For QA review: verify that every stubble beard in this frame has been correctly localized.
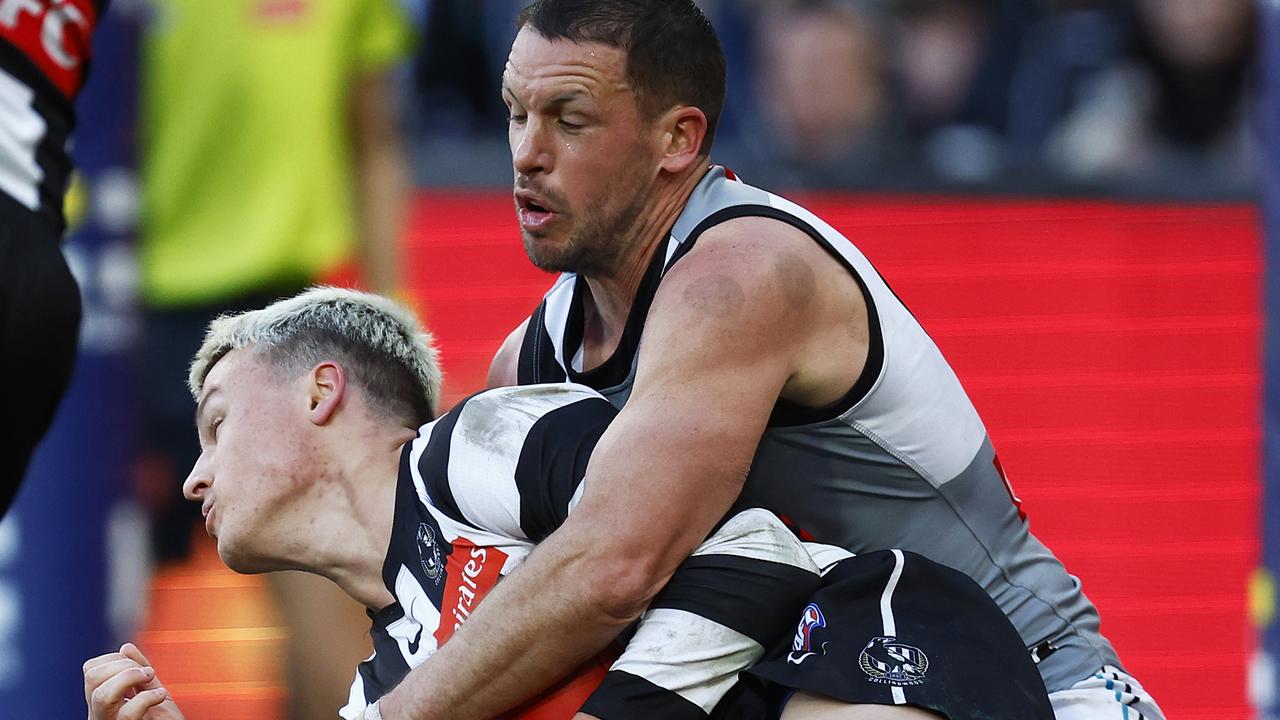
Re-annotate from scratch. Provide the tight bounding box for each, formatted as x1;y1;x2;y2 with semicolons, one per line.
523;178;651;277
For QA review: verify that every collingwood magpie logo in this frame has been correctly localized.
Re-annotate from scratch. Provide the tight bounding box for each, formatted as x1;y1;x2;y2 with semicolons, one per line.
859;636;929;686
417;523;443;584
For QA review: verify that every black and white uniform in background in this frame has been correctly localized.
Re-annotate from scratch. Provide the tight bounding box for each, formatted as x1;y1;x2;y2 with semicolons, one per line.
0;0;105;516
340;384;1054;720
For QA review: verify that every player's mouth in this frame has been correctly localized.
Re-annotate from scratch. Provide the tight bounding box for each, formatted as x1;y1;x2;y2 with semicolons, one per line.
516;192;557;231
203;502;217;537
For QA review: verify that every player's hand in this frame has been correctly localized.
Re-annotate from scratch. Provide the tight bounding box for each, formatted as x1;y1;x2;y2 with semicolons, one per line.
83;643;186;720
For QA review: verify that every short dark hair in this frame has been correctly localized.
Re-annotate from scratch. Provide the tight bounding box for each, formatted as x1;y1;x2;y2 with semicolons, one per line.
517;0;726;155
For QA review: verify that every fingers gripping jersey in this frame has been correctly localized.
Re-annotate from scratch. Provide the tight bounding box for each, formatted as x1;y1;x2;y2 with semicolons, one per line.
340;385;821;720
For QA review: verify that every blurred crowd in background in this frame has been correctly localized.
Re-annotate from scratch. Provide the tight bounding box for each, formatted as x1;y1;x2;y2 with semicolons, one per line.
410;0;1259;196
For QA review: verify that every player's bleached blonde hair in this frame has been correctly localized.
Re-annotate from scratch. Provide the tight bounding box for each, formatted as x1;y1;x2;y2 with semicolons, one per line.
188;287;441;425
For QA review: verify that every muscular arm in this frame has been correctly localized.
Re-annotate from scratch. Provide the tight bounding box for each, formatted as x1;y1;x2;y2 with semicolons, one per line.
380;221;864;719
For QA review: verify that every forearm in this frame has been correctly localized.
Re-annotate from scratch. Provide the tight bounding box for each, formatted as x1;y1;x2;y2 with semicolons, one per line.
352;72;408;294
355;143;406;293
379;529;648;720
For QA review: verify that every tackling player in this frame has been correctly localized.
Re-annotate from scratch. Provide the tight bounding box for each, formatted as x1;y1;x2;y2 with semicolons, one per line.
374;2;1166;719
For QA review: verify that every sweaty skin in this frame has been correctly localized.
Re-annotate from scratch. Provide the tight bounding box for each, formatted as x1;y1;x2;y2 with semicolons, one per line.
376;28;870;720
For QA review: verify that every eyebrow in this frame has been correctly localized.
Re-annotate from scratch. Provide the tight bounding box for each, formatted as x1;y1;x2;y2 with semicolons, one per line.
547;91;586;107
195;386;221;429
500;84;587;109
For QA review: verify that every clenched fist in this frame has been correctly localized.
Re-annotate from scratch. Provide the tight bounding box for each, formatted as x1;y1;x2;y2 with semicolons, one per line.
83;643;185;720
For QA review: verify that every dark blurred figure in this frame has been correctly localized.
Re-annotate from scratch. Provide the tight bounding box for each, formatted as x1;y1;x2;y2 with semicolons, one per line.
0;1;108;518
414;0;509;137
1043;0;1256;185
896;0;989;135
891;0;1037;183
739;0;899;186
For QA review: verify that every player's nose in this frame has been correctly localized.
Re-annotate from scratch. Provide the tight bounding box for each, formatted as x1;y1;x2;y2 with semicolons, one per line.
512;118;552;176
183;452;212;502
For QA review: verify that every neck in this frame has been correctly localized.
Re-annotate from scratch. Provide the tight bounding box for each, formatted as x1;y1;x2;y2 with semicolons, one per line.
275;426;414;611
583;164;708;342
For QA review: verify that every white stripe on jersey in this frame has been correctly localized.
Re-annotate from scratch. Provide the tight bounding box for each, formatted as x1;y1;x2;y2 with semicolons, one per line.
801;541;856;575
544;278;576;374
879;548;907;705
611;607;763;714
407;422;433;507
407;415;527;560
393;566;440;662
567;478;586;517
444;397;527;538
0;66;44;211
692;508;817;573
444;384;601;538
663;235;682;265
339;660;370;720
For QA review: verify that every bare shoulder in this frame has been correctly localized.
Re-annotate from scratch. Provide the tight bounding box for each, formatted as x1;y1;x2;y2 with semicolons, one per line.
487;318;530;388
652;215;847;331
644;214;870;408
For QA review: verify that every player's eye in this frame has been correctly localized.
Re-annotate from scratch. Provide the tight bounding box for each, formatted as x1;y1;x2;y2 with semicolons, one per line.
508;112;528;125
210;417;224;441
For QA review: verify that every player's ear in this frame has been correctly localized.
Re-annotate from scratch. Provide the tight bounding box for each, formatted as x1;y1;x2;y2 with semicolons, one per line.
656;105;708;175
308;361;346;426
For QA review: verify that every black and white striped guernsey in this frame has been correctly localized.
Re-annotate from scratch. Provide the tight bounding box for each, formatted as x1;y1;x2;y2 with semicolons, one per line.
339;384;821;719
0;0;109;232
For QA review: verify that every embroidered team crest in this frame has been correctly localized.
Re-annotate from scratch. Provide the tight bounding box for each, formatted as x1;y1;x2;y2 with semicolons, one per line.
417;523;443;584
786;603;828;664
859;636;929;686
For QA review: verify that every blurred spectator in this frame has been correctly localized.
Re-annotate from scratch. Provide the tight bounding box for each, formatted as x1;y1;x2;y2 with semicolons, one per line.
410;0;759;142
735;0;901;187
133;0;416;717
896;0;990;135
403;0;1257;194
414;0;509;137
890;0;1031;183
1045;0;1256;185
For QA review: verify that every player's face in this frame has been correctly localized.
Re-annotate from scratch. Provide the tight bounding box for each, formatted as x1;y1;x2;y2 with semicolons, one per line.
503;29;660;275
183;349;312;572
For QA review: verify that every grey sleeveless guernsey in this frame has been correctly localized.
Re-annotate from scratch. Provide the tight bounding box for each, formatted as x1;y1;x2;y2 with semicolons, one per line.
515;166;1121;693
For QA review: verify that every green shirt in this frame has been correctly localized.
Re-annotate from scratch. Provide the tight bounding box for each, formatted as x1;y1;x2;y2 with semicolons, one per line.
139;0;414;306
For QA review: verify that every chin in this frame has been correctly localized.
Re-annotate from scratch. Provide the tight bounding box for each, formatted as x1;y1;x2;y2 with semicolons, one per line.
216;534;272;575
524;235;596;275
522;231;561;267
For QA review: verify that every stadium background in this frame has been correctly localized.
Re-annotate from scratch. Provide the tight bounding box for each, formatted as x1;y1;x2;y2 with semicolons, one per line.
0;1;1270;719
